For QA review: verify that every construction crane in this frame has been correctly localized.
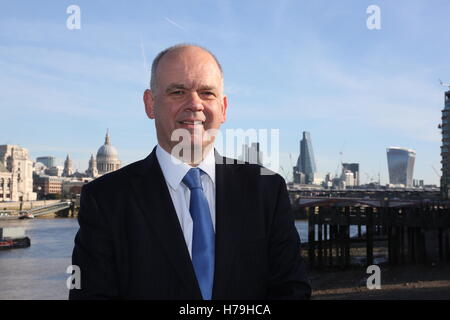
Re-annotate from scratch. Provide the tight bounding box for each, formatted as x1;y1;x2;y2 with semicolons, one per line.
283;153;295;182
289;153;294;171
335;141;346;178
364;172;376;184
439;79;450;90
431;165;441;178
279;166;290;182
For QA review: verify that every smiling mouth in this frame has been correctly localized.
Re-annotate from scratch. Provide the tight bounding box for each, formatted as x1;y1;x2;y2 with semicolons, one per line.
178;121;205;125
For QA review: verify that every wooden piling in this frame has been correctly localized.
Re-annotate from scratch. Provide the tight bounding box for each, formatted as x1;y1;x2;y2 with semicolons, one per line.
304;201;450;270
317;207;324;269
445;229;450;262
357;208;362;238
366;206;374;266
308;207;315;269
329;224;336;267
344;206;351;267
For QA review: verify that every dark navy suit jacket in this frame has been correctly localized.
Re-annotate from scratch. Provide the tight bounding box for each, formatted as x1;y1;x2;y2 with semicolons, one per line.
69;147;311;299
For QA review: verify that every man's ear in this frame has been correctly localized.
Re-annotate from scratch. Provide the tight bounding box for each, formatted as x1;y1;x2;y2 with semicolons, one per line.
221;95;228;123
144;89;156;119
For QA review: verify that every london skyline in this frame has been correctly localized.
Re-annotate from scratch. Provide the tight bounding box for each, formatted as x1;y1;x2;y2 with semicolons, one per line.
3;130;436;187
1;1;449;185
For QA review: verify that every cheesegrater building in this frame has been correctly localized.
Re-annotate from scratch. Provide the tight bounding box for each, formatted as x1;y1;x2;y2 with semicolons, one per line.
293;131;317;184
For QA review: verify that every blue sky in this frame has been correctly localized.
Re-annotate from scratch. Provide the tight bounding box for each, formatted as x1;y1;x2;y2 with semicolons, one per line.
1;0;449;185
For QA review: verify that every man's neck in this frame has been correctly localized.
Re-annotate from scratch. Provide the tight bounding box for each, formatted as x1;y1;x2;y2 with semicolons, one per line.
158;143;214;167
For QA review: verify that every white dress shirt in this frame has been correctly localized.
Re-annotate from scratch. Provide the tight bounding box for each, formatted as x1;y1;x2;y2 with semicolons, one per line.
156;144;216;258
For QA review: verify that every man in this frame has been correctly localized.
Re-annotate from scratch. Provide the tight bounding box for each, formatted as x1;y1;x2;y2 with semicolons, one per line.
69;44;311;300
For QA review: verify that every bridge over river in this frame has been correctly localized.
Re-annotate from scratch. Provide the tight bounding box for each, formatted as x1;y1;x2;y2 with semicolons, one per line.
0;201;74;220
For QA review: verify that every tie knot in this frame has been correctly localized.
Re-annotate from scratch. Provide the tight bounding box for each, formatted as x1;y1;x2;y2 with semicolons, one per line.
182;168;203;190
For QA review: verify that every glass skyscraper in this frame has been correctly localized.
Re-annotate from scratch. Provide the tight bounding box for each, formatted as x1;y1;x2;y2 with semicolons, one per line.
36;156;56;168
293;131;317;184
386;147;416;187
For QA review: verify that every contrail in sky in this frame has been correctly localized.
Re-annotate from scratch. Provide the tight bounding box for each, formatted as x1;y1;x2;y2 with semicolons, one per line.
165;17;185;30
140;36;148;71
140;36;149;86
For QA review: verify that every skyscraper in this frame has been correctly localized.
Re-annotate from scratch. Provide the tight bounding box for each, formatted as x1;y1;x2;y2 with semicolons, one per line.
441;87;450;198
240;142;263;165
293;131;317;184
342;163;360;186
386;147;416;187
36;156;55;169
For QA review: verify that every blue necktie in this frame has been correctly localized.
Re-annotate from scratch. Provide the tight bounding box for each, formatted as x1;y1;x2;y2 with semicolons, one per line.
182;168;215;300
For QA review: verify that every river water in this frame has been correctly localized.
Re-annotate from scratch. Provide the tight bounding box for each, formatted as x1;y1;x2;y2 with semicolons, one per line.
0;218;362;300
0;218;78;300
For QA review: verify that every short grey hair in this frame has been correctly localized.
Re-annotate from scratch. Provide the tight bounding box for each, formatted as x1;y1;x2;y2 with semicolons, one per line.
150;43;224;92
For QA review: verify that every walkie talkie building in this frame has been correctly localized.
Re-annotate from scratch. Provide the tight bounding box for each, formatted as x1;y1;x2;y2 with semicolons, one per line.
386;147;416;187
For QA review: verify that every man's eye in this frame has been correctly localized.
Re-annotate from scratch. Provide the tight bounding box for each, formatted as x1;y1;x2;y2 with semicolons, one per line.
171;91;184;95
201;91;215;96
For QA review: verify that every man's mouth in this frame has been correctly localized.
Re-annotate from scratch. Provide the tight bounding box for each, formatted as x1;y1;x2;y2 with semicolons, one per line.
178;120;205;125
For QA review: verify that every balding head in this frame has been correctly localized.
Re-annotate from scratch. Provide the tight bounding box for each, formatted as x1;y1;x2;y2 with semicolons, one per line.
150;44;223;93
143;43;228;162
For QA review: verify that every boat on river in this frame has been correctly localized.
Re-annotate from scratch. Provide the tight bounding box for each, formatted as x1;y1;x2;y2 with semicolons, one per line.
0;227;31;250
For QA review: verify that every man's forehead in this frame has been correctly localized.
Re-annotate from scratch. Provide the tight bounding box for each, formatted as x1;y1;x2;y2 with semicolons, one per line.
159;59;222;89
165;81;218;90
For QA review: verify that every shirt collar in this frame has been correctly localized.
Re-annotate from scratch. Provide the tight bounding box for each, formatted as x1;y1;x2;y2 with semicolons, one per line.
156;144;215;191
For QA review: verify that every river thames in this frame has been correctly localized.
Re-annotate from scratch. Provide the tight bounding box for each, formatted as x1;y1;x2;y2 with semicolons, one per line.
0;218;351;299
0;218;78;299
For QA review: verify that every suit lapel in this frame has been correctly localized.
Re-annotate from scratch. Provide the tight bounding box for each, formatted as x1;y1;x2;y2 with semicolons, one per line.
128;147;202;299
128;147;247;300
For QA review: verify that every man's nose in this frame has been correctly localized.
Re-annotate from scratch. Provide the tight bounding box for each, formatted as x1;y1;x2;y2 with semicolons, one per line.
184;92;204;112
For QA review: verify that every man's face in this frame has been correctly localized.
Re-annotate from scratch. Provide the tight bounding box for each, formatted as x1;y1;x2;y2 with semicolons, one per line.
144;47;227;159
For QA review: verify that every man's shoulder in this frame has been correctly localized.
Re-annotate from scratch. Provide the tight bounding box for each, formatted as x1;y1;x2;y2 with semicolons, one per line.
217;155;285;185
83;157;149;193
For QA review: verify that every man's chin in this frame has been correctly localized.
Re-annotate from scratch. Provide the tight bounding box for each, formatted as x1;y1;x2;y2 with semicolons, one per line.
169;140;212;164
